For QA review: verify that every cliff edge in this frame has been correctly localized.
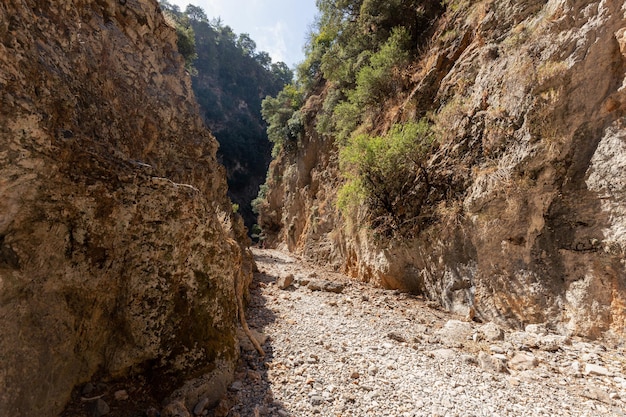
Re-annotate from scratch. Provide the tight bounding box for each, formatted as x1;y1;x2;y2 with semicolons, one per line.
0;0;252;415
259;0;626;339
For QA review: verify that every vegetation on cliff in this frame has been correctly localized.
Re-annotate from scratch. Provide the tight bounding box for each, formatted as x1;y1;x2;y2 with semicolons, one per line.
258;0;444;237
160;1;293;230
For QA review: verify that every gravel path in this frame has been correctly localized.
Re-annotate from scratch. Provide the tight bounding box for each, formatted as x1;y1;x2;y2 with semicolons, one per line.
212;249;626;417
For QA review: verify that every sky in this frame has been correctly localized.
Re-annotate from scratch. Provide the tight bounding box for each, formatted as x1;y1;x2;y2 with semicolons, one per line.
168;0;319;68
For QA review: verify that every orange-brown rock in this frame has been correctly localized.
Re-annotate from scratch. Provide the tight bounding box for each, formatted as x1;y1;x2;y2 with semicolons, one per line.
0;0;252;415
260;0;626;339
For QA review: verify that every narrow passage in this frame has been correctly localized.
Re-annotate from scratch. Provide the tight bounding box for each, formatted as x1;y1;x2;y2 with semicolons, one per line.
214;249;626;417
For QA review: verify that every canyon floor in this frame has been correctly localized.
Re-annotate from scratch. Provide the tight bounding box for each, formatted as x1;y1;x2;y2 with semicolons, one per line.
214;248;626;417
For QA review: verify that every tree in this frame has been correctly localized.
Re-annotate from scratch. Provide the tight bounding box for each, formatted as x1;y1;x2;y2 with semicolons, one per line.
271;62;294;85
237;33;257;56
186;4;207;22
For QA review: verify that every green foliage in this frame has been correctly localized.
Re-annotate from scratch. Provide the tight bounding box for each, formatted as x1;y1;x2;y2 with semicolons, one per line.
251;184;269;215
158;1;293;230
160;2;198;71
351;27;410;106
292;1;441;142
261;84;305;155
338;120;434;234
175;22;198;71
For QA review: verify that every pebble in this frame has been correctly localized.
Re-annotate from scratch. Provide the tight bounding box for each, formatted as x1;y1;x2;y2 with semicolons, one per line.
90;399;110;417
222;249;626;417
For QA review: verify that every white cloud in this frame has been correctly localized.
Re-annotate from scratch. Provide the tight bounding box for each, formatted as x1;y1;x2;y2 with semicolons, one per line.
166;0;316;66
255;21;288;64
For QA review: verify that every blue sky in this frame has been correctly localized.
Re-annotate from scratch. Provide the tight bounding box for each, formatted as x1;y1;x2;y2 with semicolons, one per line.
167;0;318;68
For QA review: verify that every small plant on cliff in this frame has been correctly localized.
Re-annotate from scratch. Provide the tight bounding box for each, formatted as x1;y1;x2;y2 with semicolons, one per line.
160;2;198;71
338;120;434;235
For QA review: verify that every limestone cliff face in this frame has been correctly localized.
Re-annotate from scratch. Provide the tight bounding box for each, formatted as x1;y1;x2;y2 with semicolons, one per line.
0;0;252;415
260;0;626;338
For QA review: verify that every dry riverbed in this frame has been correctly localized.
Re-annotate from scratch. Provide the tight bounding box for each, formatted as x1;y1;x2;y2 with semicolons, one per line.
210;249;626;417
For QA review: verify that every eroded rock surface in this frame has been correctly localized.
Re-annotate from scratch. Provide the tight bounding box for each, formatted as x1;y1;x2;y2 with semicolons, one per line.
259;0;626;338
0;1;252;415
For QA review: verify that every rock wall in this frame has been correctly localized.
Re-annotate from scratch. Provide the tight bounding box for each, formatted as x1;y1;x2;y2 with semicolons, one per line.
0;0;252;415
260;0;626;338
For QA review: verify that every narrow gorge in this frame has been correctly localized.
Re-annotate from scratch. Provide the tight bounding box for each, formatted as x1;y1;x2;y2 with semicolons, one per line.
1;0;626;416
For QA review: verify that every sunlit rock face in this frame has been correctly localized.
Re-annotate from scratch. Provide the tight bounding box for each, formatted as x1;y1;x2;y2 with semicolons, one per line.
0;0;252;415
260;0;626;339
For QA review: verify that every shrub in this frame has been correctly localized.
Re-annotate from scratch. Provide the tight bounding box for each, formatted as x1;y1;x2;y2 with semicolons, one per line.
261;84;305;155
338;120;434;234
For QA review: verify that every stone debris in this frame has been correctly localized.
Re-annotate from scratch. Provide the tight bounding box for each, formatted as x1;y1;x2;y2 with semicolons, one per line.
90;399;110;417
308;280;346;294
113;390;128;401
276;274;295;290
217;249;626;416
193;397;210;415
479;322;505;341
237;328;268;352
162;400;191;417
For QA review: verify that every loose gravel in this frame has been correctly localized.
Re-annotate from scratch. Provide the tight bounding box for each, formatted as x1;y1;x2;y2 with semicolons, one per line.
212;249;626;417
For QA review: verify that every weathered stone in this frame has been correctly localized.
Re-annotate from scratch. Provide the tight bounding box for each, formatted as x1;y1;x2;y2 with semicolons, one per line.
193;397;210;416
584;363;612;377
310;396;325;406
478;351;508;374
238;328;268;352
113;390;128;401
308;280;345;294
525;324;548;336
162;400;191;417
508;353;539;371
90;399;110;417
480;322;505;341
387;332;407;343
0;1;251;416
277;274;295;290
229;381;244;392
436;320;473;345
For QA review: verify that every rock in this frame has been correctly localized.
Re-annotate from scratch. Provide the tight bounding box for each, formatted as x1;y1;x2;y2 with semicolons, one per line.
308;280;345;294
525;324;548;336
536;335;569;352
508;353;539;371
433;349;457;360
90;399;110;417
461;354;478;365
277;274;295;290
238;328;269;352
584;363;611;377
193;397;210;416
387;332;407;343
82;383;95;396
247;370;262;382
0;1;251;415
489;345;505;354
480;322;505;341
436;320;473;345
146;407;160;417
478;351;508;374
162;400;191;417
324;282;346;294
113;390;129;401
308;280;325;291
350;371;360;379
310;395;325;406
229;381;243;392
